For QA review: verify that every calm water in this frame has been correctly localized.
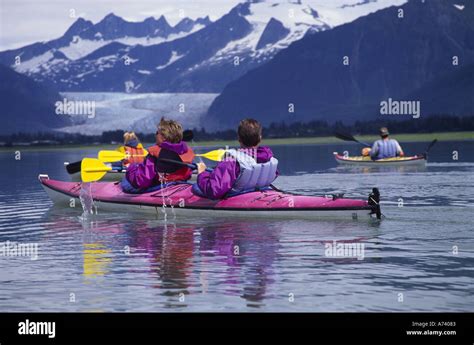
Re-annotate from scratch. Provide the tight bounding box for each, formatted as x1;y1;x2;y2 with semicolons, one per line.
0;141;473;311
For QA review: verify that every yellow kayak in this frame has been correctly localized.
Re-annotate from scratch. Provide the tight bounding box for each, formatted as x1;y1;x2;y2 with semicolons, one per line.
333;153;426;166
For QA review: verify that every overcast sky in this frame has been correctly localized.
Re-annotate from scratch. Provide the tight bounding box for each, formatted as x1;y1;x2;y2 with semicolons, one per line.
0;0;241;50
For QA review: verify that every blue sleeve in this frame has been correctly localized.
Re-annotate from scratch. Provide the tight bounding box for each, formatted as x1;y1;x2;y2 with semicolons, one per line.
370;141;379;159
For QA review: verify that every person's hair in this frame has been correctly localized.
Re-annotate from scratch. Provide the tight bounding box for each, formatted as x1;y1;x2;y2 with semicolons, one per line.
158;117;183;143
238;118;262;147
123;131;139;145
379;127;389;138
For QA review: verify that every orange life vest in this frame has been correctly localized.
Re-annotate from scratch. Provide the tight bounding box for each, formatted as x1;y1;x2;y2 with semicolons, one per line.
148;145;195;182
123;145;146;166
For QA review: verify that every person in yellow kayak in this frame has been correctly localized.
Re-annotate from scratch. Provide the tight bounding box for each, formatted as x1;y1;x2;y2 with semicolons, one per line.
363;127;404;160
118;131;147;166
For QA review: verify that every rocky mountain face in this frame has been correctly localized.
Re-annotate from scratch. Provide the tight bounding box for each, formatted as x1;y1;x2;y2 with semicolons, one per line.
0;64;70;134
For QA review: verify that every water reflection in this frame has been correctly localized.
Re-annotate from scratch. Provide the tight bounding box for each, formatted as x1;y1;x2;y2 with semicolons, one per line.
42;207;379;310
126;219;280;308
199;221;280;308
129;222;194;308
83;243;111;278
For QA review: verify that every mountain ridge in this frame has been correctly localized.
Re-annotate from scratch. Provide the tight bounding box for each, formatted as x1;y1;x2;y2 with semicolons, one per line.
0;0;407;93
207;0;474;128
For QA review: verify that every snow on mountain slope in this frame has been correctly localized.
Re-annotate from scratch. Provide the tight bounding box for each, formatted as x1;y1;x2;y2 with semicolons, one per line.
14;51;57;73
0;0;407;94
0;14;211;71
207;0;474;128
310;0;407;27
58;24;207;61
156;51;185;70
59;37;109;60
138;0;408;93
204;0;407;67
116;25;206;46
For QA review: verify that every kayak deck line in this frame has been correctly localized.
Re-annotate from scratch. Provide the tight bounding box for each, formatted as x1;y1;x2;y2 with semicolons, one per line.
38;175;381;220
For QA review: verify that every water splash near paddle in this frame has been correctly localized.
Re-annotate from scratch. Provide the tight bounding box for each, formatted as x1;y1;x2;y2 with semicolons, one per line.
79;182;97;220
158;177;168;222
163;192;176;221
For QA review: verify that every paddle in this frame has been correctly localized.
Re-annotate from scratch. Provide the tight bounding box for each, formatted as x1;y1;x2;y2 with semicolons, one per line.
81;157;212;182
97;149;226;163
66;161;82;175
97;149;226;165
195;149;226;162
66;152;126;175
66;130;195;175
334;131;371;147
98;150;147;163
182;128;226;162
81;158;112;183
422;139;437;158
157;158;213;172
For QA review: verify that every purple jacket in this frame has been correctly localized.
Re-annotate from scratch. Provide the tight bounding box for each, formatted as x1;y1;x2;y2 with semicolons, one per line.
126;141;190;189
197;146;276;199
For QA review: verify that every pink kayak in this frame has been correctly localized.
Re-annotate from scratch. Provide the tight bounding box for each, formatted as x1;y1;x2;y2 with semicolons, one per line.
39;175;381;220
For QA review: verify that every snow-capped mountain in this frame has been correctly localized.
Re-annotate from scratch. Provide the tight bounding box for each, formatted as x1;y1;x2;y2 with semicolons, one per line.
0;0;406;93
0;13;211;73
55;14;209;61
200;0;407;70
208;0;474;128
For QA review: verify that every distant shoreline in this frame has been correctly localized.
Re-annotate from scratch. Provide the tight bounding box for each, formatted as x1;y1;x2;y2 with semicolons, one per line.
1;131;472;152
193;131;474;147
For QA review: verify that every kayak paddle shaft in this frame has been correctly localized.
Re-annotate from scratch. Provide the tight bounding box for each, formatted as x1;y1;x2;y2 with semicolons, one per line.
157;158;213;172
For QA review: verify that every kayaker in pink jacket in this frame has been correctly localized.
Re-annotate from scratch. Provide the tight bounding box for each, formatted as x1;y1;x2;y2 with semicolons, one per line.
196;118;279;199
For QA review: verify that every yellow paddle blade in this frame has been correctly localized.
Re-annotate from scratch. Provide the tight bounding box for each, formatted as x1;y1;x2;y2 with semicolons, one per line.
98;149;148;163
98;150;127;163
196;149;226;162
81;158;112;183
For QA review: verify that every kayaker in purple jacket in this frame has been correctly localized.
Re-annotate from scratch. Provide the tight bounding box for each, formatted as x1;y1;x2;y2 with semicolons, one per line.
196;118;279;199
